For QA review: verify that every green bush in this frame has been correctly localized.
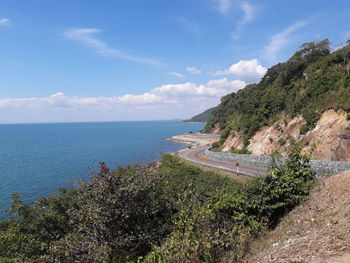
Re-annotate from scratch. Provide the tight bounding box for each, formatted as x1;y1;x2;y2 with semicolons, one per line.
230;147;252;154
210;141;221;152
147;144;315;262
0;155;235;263
0;147;316;263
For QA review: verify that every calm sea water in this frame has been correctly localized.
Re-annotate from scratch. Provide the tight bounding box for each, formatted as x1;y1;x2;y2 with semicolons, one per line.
0;121;205;218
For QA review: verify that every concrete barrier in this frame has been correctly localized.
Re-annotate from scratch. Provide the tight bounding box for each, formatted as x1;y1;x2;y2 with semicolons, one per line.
205;150;350;177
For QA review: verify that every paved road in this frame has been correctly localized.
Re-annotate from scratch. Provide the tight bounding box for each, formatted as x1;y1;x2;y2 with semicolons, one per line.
179;146;268;177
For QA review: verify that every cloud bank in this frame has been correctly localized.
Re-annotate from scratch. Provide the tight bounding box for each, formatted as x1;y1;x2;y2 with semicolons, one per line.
0;78;246;123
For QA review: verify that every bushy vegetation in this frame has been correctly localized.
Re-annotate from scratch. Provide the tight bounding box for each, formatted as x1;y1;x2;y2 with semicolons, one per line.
185;107;216;122
230;147;252;154
204;40;350;146
145;145;315;262
210;141;221;152
0;156;233;262
0;145;315;262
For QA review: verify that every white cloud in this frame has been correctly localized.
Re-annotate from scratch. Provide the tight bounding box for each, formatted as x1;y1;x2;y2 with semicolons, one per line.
151;78;245;98
167;72;185;78
215;59;267;83
64;28;164;66
0;18;10;26
233;1;256;39
0;78;244;108
217;0;232;15
186;67;202;74
264;21;308;63
116;93;164;104
0;78;247;122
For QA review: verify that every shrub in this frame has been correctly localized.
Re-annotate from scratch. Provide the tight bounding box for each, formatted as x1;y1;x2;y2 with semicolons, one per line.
148;144;315;262
300;124;313;134
0;155;235;262
230;147;252;154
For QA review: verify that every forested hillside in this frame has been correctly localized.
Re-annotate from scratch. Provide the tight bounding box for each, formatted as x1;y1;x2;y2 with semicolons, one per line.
204;40;350;147
185;107;215;122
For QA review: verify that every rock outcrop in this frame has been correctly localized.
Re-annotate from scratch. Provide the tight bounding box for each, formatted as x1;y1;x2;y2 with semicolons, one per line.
221;109;350;161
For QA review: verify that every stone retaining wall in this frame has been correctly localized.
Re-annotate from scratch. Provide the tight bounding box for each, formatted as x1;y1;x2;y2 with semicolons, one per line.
205;150;350;177
188;133;221;138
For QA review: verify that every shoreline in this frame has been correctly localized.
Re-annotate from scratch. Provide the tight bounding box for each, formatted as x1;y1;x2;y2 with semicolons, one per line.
167;132;220;148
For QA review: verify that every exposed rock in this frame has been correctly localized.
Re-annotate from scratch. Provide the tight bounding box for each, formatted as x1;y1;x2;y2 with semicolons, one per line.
145;162;159;173
222;134;244;152
211;123;221;134
220;109;350;161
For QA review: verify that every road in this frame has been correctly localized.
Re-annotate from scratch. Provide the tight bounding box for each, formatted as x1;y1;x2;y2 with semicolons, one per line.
179;146;268;177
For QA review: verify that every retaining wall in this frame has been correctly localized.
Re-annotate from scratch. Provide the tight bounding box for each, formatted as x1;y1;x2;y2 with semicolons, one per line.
187;133;221;138
205;150;350;177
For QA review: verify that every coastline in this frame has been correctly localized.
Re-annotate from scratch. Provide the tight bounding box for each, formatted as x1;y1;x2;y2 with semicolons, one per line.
167;132;220;148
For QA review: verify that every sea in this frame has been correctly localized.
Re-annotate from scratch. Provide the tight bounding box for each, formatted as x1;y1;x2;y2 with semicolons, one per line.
0;121;205;218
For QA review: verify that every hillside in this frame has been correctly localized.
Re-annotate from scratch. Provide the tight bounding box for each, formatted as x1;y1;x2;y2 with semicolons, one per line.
185;107;215;122
204;40;350;160
244;170;350;263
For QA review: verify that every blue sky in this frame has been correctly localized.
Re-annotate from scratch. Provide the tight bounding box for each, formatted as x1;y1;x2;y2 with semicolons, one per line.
1;0;350;123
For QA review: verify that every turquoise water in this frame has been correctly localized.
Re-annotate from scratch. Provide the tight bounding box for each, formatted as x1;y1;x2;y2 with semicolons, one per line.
0;121;205;218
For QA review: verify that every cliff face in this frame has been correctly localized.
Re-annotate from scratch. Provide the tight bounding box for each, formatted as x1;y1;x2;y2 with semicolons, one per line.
221;109;350;161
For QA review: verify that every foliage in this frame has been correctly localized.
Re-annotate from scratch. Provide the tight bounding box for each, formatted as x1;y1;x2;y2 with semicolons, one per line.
186;107;216;122
0;156;234;263
0;147;315;263
204;39;350;145
143;144;315;262
230;147;252;154
210;141;221;152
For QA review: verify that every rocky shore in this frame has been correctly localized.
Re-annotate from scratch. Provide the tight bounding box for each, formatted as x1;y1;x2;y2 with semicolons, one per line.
167;132;220;147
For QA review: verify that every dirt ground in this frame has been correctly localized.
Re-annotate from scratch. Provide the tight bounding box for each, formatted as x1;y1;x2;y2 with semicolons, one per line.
243;170;350;263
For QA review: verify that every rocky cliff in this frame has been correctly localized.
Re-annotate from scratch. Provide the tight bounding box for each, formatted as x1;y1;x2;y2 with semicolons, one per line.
221;109;350;161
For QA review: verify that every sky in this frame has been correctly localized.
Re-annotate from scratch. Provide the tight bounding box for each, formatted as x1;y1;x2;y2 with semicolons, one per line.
1;0;350;123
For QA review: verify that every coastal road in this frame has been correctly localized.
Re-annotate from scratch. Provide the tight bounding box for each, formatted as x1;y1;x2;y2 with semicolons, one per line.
179;146;268;177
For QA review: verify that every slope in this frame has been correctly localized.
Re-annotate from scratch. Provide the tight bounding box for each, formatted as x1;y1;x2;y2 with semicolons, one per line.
243;170;350;263
204;40;350;149
185;107;215;122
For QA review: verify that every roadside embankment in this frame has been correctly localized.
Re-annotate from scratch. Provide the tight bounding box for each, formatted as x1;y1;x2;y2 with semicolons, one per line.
205;149;350;177
244;170;350;263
